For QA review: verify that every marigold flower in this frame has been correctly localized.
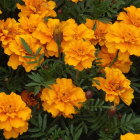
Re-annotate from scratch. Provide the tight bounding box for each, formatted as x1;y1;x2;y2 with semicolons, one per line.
18;14;42;34
0;18;24;55
7;34;44;72
117;6;140;27
17;0;56;18
105;22;140;56
85;19;110;46
33;19;61;57
121;133;140;140
21;90;40;107
98;46;132;73
64;40;96;71
61;19;95;50
41;78;86;118
93;67;134;105
0;92;31;139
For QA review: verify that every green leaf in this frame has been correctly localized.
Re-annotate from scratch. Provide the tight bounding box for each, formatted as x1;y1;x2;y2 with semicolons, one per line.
38;53;45;62
23;55;36;59
31;132;45;138
20;38;33;54
38;114;42;129
42;114;47;131
35;47;42;56
34;86;41;96
26;83;40;86
28;128;41;133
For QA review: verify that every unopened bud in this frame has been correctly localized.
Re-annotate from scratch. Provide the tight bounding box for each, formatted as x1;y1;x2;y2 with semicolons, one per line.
86;91;94;99
53;27;63;45
58;9;62;14
108;106;116;116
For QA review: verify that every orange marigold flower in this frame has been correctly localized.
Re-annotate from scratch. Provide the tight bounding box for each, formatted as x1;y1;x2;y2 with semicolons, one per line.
33;18;61;57
64;40;96;71
61;19;95;50
117;6;140;27
121;133;140;140
85;19;110;46
21;90;40;107
98;46;132;73
7;35;44;72
0;18;24;55
18;14;42;34
17;0;56;18
41;78;86;118
105;22;140;56
0;92;31;139
93;67;134;106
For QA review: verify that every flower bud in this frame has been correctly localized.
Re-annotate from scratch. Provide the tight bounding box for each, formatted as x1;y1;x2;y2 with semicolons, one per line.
86;90;94;99
53;26;63;45
108;106;116;116
58;9;62;14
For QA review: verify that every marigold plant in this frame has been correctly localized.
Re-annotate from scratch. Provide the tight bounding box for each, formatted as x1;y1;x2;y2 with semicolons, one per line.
0;0;140;139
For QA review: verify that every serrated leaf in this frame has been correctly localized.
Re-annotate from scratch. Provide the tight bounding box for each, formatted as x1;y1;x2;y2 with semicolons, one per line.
28;128;41;133
20;38;32;54
34;86;41;96
73;128;83;140
26;83;40;86
38;53;45;62
42;114;47;131
31;132;45;138
23;56;36;59
38;114;42;129
35;47;42;56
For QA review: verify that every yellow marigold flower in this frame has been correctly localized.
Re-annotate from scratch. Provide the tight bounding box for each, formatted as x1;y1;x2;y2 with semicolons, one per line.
17;0;56;18
61;19;95;50
117;6;140;27
61;19;77;42
93;67;134;106
71;0;83;3
0;18;24;55
7;35;44;72
41;78;86;118
98;46;132;73
0;92;31;139
64;40;96;71
121;133;140;140
33;18;61;57
105;22;140;56
18;14;42;34
85;19;110;46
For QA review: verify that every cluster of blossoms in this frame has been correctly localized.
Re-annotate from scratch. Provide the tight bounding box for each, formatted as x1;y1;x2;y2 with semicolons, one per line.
0;0;56;72
0;0;139;138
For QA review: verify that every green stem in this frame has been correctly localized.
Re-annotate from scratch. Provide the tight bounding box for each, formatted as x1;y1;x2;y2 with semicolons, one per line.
76;71;80;85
